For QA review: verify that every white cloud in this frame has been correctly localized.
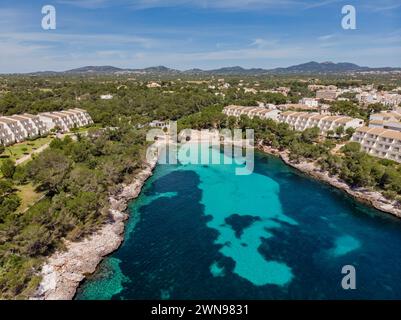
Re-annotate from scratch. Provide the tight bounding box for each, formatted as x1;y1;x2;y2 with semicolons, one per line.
0;30;161;72
0;32;158;48
362;0;401;12
318;34;336;41
303;0;343;10
57;0;114;9
58;0;304;10
250;38;278;48
61;0;400;12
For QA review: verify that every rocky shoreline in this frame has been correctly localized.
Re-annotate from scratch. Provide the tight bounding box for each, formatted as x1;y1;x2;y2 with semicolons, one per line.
29;141;401;300
260;145;401;219
31;151;158;300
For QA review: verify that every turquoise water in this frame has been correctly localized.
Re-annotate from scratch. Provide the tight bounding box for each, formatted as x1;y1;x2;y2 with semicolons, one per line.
76;146;401;299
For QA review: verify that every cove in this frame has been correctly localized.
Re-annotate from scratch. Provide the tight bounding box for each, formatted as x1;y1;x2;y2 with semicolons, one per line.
76;147;401;300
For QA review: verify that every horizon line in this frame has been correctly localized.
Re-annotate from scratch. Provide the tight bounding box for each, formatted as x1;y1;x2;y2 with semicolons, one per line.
3;60;401;75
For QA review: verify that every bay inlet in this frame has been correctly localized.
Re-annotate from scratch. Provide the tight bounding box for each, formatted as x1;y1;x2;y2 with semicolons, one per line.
76;147;401;299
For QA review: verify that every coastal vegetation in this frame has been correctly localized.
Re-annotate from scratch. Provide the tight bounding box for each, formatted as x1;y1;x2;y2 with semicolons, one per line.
328;100;390;120
0;126;149;299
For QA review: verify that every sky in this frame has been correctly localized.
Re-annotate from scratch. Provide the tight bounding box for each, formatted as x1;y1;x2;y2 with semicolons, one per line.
0;0;401;73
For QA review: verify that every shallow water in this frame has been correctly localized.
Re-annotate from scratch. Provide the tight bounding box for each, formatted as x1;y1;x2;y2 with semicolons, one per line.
76;147;401;300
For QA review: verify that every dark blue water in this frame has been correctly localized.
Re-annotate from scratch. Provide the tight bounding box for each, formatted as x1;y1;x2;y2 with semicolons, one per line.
76;150;401;300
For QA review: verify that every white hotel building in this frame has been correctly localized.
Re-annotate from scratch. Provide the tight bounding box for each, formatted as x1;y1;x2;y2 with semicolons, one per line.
223;105;281;121
0;117;28;145
277;111;364;134
39;113;70;132
357;92;401;107
2;115;42;138
59;109;93;126
0;108;93;146
0;120;16;146
299;98;319;108
368;111;401;132
20;114;50;136
352;127;401;163
222;106;364;135
38;108;93;133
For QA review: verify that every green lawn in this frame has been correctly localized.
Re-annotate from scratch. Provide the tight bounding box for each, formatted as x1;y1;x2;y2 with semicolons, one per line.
70;125;99;134
0;136;54;162
0;125;97;161
0;126;97;209
16;183;45;214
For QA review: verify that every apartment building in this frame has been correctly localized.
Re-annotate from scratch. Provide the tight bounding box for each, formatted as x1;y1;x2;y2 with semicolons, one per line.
369;111;401;132
357;92;377;105
223;106;364;135
0;113;52;146
357;92;401;107
39;113;70;132
370;111;401;122
299;98;319;108
278;112;364;134
381;93;401;107
352;127;401;163
249;109;281;121
0;121;15;146
38;109;94;133
277;103;319;111
69;108;94;126
3;115;40;138
0;108;93;146
222;105;281;121
223;105;248;117
52;112;76;129
0;117;28;144
58;110;84;127
316;90;338;101
20;114;50;135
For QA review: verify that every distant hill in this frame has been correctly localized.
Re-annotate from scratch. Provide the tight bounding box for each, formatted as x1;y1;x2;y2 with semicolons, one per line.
65;66;126;74
62;65;181;75
19;61;401;76
269;61;368;74
141;66;180;74
198;66;268;75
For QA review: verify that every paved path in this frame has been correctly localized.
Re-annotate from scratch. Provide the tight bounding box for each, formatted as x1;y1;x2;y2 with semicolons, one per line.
15;132;86;165
15;143;51;165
